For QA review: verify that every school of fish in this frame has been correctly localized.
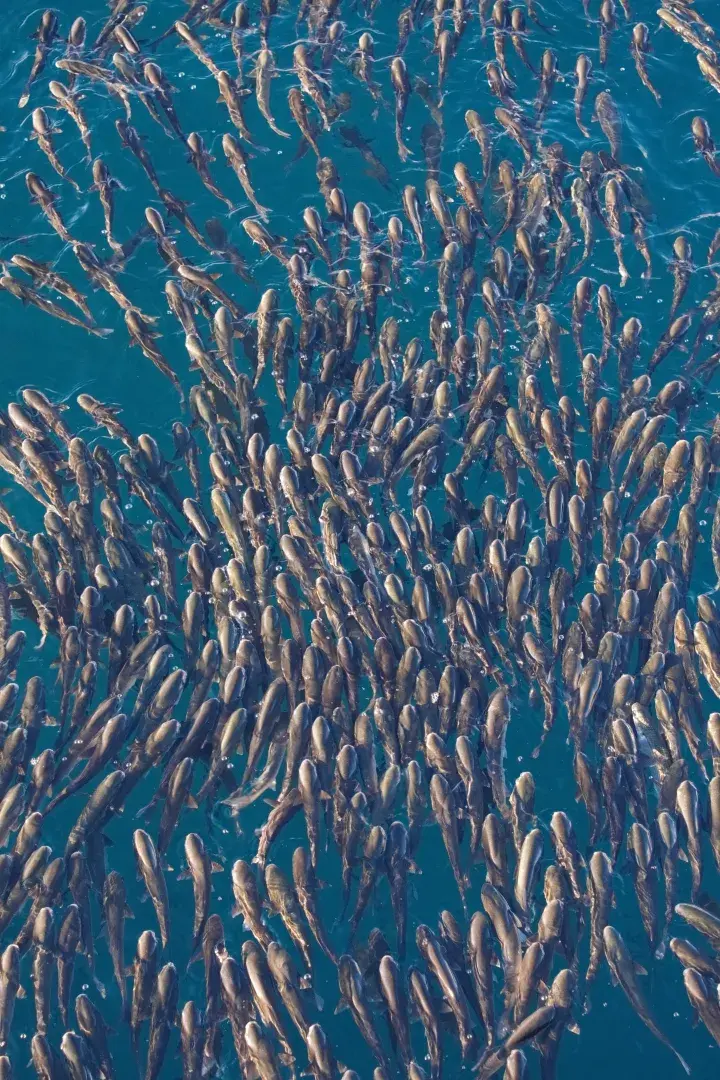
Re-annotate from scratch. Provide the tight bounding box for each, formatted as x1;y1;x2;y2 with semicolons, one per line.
2;0;720;1076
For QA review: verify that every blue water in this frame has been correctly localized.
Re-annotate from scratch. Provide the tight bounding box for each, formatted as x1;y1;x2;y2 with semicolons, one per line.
0;0;719;1077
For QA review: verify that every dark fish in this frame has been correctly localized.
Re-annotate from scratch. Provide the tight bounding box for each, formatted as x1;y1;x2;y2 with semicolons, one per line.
103;871;130;1018
19;11;59;108
603;926;690;1073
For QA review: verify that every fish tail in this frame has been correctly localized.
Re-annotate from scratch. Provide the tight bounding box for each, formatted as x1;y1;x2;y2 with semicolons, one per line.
670;1044;691;1075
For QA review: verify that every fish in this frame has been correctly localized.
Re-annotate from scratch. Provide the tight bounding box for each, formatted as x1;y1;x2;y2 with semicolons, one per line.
631;23;661;103
103;871;130;1018
222;134;270;221
337;954;390;1070
48;80;92;154
604;177;630;285
31;108;81;192
574;54;592;137
9;256;92;323
698;54;720;94
124;309;184;401
693;117;720;177
174;20;222;77
19;11;59;109
294;45;333;131
476;1006;556;1078
684;965;720;1049
31;907;55;1036
56;57;133;117
243;939;295;1064
133;830;170;947
186;133;234;209
146;963;178;1080
182;832;220;954
129;930;158;1054
594;91;622;161
144;61;185;140
292;846;337;963
417;924;475;1058
391;57;412;162
255;47;290;138
603;926;690;1073
75;993;114;1080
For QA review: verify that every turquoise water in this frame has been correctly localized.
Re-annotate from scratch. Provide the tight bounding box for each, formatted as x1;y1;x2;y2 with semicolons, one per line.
0;0;719;1076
